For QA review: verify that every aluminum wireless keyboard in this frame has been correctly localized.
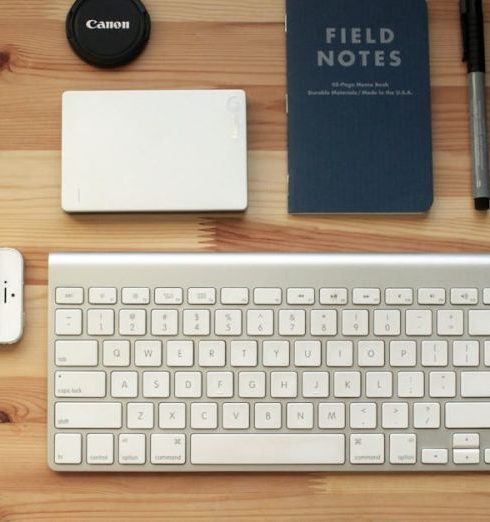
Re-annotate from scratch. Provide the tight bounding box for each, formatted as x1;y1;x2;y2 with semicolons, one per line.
48;253;490;472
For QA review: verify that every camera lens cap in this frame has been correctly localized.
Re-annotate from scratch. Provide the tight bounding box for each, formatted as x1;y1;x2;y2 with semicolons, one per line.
66;0;151;68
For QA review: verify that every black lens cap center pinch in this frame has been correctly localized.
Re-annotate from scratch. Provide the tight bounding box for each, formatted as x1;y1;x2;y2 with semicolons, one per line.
66;0;151;68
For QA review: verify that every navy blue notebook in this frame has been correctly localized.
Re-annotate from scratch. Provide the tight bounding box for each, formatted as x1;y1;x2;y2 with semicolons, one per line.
287;0;433;214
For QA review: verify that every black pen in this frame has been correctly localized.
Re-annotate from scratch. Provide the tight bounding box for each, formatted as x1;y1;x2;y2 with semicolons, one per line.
461;0;490;210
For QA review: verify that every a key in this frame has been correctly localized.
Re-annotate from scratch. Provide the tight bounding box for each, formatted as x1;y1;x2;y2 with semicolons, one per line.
191;434;345;465
422;449;448;464
119;434;146;464
451;288;478;305
238;372;266;398
397;372;424;398
385;288;413;305
453;433;479;448
55;309;83;336
390;341;416;367
55;340;98;367
122;288;150;305
55;433;82;464
55;371;106;398
334;372;361;398
430;372;456;398
198;341;226;367
365;372;392;398
206;372;233;398
446;402;490;428
350;434;384;465
302;372;329;398
406;310;432;336
421;341;448;367
358;341;385;367
418;288;445;305
111;372;138;398
374;310;401;336
461;372;490;397
437;310;464;336
453;341;479;367
55;402;122;429
151;434;186;465
469;310;490;335
453;449;480;464
263;341;290;367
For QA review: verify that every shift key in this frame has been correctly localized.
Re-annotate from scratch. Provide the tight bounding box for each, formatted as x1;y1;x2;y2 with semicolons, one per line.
55;402;122;429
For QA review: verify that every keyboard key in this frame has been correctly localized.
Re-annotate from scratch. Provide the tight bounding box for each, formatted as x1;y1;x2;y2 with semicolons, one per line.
134;341;162;367
287;288;315;305
382;402;409;429
302;372;329;398
320;288;348;305
151;434;186;465
198;341;226;367
294;341;321;367
143;372;170;398
374;310;400;336
87;434;114;465
55;309;83;336
421;341;448;367
350;434;384;465
215;310;242;336
191;434;345;465
446;402;490;428
406;310;432;336
191;403;218;429
155;288;183;305
151;310;178;336
469;311;490;335
119;309;146;336
119;434;146;464
55;340;98;367
353;288;380;305
231;341;258;367
453;341;479;367
430;372;456;398
279;310;306;336
397;372;424;398
413;402;440;429
263;341;290;367
385;288;413;305
127;403;154;429
358;341;385;367
239;372;266;398
451;288;478;305
55;433;82;464
365;372;392;398
55;402;122;429
453;433;479;448
461;372;490;397
350;403;377;429
188;288;216;305
326;341;353;367
56;288;84;305
271;372;297;398
247;310;274;336
255;403;281;429
89;288;117;305
159;403;186;429
167;341;194;367
310;310;337;336
453;449;480;464
422;449;448;464
418;288;445;305
318;403;345;429
437;310;464;336
122;288;150;305
287;403;313;429
254;288;282;305
206;372;233;398
111;372;138;398
221;288;249;305
342;310;369;336
103;340;130;367
484;289;490;305
223;403;249;429
390;434;416;464
55;371;106;398
87;309;115;336
183;310;210;336
175;372;202;398
334;372;361;398
390;341;416;367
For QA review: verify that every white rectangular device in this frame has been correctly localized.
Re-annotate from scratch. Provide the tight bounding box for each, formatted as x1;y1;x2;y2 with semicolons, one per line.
48;252;490;472
0;248;24;344
62;90;248;213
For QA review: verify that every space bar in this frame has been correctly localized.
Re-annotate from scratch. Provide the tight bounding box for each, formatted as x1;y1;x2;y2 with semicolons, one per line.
191;434;345;465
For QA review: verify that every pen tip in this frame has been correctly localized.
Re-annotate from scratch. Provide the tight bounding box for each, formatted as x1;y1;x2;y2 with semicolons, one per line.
475;197;490;211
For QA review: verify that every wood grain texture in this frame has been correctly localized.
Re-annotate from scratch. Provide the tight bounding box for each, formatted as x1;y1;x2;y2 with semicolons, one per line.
2;0;490;520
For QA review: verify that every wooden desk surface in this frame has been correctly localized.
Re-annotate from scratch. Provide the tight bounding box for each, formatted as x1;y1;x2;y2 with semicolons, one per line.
1;0;490;519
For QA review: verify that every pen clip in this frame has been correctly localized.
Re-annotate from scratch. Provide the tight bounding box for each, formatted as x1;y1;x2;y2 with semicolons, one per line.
460;0;469;62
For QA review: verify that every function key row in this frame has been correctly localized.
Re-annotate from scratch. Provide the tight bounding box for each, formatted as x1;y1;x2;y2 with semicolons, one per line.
55;287;490;307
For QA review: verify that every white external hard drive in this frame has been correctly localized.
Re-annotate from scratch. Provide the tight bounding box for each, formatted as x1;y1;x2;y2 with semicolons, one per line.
62;90;248;212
